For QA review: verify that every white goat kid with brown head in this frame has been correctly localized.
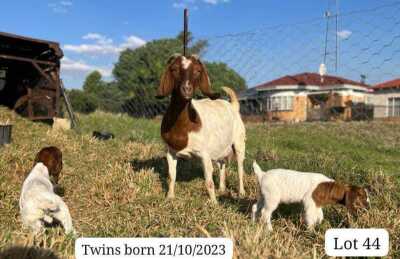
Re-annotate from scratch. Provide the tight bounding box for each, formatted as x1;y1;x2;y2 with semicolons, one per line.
156;54;246;204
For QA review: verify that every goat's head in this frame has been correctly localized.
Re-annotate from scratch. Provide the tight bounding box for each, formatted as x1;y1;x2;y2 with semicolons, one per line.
156;54;220;101
34;146;63;184
344;185;371;213
312;181;371;214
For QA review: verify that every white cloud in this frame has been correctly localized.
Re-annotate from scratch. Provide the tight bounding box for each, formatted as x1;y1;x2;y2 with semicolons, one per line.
82;33;113;45
61;56;111;77
337;30;352;40
119;36;147;49
173;0;227;9
48;1;73;13
64;33;146;55
60;1;73;6
203;0;229;4
173;2;187;9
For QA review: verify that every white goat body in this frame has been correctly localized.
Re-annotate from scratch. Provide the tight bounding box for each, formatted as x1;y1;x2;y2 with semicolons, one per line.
19;162;75;234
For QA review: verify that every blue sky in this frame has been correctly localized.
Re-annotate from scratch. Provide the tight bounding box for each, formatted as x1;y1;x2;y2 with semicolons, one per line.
0;0;398;88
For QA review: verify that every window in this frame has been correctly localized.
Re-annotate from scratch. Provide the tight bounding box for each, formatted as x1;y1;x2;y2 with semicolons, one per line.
267;96;294;111
388;97;400;117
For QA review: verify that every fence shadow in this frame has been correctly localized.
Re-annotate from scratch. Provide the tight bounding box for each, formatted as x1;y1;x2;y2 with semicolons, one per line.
129;156;205;193
0;245;59;259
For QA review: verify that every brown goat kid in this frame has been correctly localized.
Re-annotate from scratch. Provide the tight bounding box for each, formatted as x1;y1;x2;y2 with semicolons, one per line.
157;54;246;204
34;146;63;185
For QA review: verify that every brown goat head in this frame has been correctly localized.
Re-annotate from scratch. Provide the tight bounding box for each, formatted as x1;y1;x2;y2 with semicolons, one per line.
312;181;370;214
34;146;63;184
156;54;220;100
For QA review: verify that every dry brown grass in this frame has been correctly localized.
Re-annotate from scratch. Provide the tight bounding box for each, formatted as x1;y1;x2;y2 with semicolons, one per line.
0;108;399;258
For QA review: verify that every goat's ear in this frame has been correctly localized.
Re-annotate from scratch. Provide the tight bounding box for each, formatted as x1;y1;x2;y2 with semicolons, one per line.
191;55;220;100
344;188;357;214
156;54;180;98
156;69;174;98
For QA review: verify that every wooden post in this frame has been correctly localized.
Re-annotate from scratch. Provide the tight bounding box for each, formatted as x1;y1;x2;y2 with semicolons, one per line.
27;88;33;119
183;8;189;56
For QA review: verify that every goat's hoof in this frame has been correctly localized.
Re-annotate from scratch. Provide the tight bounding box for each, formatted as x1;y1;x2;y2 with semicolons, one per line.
239;190;246;196
167;193;175;199
210;198;218;205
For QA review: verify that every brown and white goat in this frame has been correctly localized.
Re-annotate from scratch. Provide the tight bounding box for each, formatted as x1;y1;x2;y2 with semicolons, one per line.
156;54;246;204
252;161;370;230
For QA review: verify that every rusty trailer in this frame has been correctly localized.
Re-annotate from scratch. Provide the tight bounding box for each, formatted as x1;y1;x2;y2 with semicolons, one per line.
0;32;63;120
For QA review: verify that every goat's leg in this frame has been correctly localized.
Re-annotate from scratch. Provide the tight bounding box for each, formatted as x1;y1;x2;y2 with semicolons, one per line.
260;198;278;231
260;207;275;231
251;196;264;222
233;141;246;196
166;151;178;199
50;197;75;235
216;161;226;193
201;155;217;204
304;201;319;229
316;208;324;224
31;219;45;235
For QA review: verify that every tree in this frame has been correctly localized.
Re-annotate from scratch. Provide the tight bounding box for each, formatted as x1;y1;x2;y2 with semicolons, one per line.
83;71;104;94
113;31;247;99
67;89;97;114
205;62;246;92
95;82;125;113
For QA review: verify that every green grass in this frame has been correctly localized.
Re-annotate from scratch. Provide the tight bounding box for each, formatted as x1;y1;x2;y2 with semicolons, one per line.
0;108;399;258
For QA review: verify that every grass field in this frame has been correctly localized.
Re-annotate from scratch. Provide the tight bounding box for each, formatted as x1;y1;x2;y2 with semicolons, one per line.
0;107;399;258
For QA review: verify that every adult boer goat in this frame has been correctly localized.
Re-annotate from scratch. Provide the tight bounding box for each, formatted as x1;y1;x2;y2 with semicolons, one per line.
156;54;246;204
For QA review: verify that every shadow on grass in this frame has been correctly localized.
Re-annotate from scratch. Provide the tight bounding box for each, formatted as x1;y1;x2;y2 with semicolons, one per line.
219;194;255;214
0;246;59;259
129;156;205;192
220;194;305;221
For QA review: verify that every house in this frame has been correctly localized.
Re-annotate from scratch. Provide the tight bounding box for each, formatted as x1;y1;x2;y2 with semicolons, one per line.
0;32;63;120
239;72;372;122
371;78;400;118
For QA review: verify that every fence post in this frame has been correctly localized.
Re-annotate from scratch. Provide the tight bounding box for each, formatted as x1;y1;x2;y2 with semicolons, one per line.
183;8;189;56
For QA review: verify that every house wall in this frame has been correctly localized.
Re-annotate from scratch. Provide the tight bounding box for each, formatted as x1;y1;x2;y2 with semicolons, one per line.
267;95;307;122
370;90;400;118
253;87;371;122
265;93;371;122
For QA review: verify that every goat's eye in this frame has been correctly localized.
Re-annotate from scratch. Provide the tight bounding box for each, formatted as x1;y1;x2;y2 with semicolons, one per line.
170;67;180;76
193;69;201;77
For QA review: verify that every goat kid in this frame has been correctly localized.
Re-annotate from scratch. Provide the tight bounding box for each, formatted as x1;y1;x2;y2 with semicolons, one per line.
251;161;370;230
20;147;75;235
157;54;246;204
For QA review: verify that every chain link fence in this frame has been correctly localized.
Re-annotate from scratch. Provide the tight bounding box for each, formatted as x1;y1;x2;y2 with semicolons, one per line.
74;1;400;122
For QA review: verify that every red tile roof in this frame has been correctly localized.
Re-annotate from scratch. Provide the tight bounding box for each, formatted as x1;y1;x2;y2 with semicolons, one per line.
255;72;369;90
372;78;400;90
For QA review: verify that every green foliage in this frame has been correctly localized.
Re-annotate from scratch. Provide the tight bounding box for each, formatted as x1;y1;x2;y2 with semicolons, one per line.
73;32;247;116
206;62;247;92
113;31;247;100
82;71;104;94
113;38;182;97
94;82;125;113
67;89;97;114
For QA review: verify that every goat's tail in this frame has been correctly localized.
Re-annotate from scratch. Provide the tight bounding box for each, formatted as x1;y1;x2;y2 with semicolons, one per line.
221;87;240;112
253;160;264;184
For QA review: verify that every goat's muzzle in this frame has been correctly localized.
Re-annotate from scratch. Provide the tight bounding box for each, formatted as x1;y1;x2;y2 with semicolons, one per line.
181;83;193;100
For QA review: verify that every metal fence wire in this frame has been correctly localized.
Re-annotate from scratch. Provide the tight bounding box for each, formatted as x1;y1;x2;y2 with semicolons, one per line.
102;2;400;121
